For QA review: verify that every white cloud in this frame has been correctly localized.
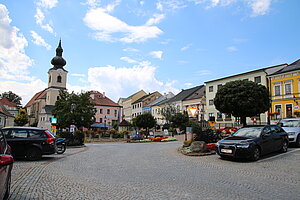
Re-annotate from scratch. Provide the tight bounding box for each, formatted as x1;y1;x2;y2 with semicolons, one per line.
146;13;165;26
71;73;86;77
206;0;237;8
34;8;54;33
85;62;179;101
0;4;34;81
156;0;187;12
105;0;121;13
30;31;51;50
149;51;163;59
196;70;212;76
120;56;138;63
140;1;145;6
123;47;139;52
227;46;237;52
0;79;47;106
184;82;193;87
36;0;58;9
248;0;271;17
181;43;192;51
84;8;163;43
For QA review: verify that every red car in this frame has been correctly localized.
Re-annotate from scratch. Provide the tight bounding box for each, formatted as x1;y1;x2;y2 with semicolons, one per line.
0;129;14;200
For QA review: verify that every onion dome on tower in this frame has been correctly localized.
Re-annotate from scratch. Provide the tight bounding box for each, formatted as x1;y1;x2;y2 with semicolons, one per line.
50;39;67;70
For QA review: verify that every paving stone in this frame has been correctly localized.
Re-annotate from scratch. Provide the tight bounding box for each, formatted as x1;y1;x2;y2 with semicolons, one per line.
9;143;300;200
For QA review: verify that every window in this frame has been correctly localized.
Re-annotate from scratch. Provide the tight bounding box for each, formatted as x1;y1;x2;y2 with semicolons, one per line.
100;109;103;114
49;75;51;83
57;96;59;100
107;109;110;114
28;130;42;138
209;113;215;122
217;112;223;120
285;83;292;95
254;76;261;83
57;75;62;83
286;104;293;118
217;84;222;90
209;86;213;92
11;129;28;138
225;113;232;120
275;105;282;119
275;85;281;96
100;118;103;123
114;110;117;117
243;78;248;81
209;99;214;105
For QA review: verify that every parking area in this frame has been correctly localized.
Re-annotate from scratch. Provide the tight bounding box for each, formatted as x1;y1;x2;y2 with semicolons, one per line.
9;142;300;200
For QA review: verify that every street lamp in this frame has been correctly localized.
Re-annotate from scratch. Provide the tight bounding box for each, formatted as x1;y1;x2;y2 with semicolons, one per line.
70;103;76;133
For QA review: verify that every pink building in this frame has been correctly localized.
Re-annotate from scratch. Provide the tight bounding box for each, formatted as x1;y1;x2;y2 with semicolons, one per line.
89;91;122;128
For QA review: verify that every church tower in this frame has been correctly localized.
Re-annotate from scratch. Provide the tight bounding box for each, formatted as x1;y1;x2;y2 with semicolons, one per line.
46;40;68;105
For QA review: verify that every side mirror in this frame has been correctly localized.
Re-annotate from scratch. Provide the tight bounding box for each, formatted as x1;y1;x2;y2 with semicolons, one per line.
0;155;14;166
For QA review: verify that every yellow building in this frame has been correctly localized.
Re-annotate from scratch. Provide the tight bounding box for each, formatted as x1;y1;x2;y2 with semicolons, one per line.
268;59;300;123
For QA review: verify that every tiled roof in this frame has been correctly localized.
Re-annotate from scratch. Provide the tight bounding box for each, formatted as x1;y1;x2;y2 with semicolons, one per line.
25;89;47;107
168;85;202;103
184;85;205;101
270;59;300;75
0;102;14;117
122;90;146;101
0;97;18;107
90;91;121;107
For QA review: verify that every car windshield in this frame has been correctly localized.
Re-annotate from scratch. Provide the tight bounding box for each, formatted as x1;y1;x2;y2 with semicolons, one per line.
278;120;300;127
232;127;263;138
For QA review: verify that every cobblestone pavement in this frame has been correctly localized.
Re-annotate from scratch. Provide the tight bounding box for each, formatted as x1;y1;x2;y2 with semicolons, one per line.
10;142;300;200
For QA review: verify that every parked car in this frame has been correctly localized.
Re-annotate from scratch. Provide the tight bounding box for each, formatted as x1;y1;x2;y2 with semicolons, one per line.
2;127;56;161
277;118;300;147
0;129;13;200
216;125;289;161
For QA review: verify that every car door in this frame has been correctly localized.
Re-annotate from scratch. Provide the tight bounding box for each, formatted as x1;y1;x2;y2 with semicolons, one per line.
270;125;283;151
7;129;28;157
260;126;273;154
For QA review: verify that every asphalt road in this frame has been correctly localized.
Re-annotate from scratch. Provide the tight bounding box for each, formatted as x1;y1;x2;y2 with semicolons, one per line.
10;142;300;200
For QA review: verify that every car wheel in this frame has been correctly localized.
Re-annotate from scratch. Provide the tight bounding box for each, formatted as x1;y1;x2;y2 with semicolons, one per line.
280;140;288;153
296;135;300;148
251;147;260;161
26;147;42;161
3;176;11;200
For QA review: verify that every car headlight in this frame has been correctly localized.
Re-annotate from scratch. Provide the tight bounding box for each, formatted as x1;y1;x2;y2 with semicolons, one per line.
236;143;250;148
288;132;295;136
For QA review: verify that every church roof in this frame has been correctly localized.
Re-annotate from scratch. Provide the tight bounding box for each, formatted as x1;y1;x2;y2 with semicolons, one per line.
25;89;47;108
50;40;67;71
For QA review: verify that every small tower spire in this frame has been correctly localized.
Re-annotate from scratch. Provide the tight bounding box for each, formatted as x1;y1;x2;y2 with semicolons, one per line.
51;39;66;69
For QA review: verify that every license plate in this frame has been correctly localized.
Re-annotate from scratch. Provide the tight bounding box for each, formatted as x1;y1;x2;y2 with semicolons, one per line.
221;149;232;154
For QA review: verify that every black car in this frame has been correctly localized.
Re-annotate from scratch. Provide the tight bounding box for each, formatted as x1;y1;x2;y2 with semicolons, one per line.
2;127;56;161
0;129;13;200
216;125;289;161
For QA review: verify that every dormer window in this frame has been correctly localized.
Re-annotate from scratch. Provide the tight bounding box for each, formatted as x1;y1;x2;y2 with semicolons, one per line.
57;75;62;83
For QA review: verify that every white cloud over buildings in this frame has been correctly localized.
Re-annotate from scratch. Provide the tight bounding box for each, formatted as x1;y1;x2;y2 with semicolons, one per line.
30;31;52;50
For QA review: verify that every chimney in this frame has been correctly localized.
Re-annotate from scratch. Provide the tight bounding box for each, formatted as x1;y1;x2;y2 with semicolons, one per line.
103;92;105;98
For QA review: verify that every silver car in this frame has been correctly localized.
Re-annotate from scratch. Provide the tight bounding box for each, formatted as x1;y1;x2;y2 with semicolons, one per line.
278;118;300;147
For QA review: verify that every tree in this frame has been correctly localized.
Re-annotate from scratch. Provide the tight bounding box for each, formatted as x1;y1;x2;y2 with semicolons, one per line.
135;113;156;137
14;110;29;126
161;103;179;125
214;80;270;126
52;90;96;129
170;111;189;132
1;91;22;106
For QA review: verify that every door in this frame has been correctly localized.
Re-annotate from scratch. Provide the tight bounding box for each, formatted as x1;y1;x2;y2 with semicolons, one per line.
260;126;273;154
6;129;28;157
270;125;283;150
286;104;293;118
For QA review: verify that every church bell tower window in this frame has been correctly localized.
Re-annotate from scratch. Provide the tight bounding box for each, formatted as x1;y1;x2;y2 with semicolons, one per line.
49;75;51;83
57;75;62;83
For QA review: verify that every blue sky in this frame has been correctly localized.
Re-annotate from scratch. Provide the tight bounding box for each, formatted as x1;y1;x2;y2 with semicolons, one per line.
0;0;299;105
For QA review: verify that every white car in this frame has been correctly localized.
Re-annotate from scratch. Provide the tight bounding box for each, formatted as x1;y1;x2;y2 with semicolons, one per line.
278;118;300;147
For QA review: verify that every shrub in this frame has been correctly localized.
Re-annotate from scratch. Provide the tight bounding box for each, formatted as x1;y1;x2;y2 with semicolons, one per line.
183;138;194;147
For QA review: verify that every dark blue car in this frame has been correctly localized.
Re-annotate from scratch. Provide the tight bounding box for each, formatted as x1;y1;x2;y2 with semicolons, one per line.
217;125;289;161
